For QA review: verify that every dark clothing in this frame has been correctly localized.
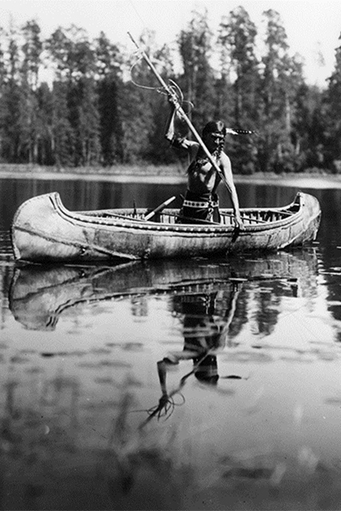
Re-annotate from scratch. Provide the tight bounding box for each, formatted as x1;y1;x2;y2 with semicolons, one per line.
173;292;222;384
179;190;221;223
192;354;219;383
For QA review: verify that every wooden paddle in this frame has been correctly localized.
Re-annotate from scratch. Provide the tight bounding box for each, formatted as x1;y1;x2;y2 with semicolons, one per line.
145;195;177;220
94;196;177;222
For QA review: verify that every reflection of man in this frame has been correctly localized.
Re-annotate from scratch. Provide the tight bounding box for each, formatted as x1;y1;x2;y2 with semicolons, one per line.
165;293;224;384
159;285;241;387
139;284;241;428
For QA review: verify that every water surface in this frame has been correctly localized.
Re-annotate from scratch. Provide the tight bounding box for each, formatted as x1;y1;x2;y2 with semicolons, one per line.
1;177;341;510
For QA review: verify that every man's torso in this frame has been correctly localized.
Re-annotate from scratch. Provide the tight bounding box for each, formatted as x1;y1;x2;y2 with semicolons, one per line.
187;146;221;195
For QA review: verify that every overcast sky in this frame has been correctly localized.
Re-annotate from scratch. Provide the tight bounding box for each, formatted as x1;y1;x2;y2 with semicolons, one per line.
0;0;340;87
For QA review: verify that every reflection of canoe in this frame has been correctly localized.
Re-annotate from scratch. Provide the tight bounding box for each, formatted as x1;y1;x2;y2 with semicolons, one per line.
9;251;318;330
11;192;321;263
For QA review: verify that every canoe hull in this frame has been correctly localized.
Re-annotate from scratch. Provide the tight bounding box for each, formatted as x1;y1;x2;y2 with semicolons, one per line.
11;191;321;263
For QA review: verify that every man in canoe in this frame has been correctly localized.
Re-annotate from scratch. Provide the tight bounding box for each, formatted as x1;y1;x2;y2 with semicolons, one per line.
165;98;244;228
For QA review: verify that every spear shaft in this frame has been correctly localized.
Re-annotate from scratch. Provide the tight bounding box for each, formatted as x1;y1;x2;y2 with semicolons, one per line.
127;32;233;193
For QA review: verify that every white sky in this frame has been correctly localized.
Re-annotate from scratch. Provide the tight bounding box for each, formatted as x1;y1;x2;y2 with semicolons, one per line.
0;0;340;87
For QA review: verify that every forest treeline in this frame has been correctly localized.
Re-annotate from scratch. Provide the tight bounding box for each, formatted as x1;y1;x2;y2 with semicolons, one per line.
1;6;341;174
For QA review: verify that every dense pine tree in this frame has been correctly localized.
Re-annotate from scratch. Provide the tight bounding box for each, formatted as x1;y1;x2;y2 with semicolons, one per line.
96;32;124;165
0;10;339;172
325;33;341;171
218;6;260;173
178;9;216;126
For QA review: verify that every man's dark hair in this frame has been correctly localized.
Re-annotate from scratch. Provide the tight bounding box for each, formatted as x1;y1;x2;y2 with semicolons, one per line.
202;120;227;138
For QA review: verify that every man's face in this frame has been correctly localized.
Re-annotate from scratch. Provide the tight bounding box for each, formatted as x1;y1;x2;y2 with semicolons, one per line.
205;131;225;151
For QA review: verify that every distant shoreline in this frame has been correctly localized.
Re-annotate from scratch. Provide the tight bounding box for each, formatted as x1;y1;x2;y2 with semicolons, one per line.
0;164;340;189
235;174;341;189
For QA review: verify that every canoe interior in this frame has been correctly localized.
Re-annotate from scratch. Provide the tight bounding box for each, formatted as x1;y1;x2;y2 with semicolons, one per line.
79;199;301;226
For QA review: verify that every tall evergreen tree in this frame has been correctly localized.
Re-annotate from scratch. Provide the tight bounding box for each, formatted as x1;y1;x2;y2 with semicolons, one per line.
291;83;328;171
324;33;341;171
1;20;22;162
258;9;304;172
95;32;124;165
0;27;9;161
218;6;260;173
218;6;259;127
35;82;54;165
51;81;74;167
119;30;158;163
177;9;216;128
20;20;43;163
145;42;177;164
46;26;101;166
22;20;42;88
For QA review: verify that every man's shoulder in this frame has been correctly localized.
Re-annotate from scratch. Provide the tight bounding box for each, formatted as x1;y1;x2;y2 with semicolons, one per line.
220;151;231;163
220;150;230;158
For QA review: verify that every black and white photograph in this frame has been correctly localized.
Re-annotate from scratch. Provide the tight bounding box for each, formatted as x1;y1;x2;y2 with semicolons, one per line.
0;1;341;509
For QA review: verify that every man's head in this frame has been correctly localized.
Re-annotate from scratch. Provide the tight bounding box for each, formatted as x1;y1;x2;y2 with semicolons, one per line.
202;121;226;152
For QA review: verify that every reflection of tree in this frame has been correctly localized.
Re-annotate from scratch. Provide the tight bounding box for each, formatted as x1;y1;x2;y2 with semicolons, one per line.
246;277;309;337
130;295;148;317
313;191;341;342
0;263;14;329
225;286;248;340
0;374;80;458
250;282;282;336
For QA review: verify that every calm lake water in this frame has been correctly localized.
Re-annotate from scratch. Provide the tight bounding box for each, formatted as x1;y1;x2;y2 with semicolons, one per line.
1;176;341;510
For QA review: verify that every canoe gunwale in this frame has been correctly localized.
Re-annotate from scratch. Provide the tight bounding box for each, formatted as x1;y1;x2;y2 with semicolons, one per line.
54;191;306;235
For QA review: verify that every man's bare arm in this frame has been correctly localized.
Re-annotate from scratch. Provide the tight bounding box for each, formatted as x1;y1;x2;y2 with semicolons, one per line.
165;103;198;155
165;103;177;143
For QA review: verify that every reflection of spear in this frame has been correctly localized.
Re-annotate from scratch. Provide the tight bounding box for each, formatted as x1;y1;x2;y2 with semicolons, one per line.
138;355;207;430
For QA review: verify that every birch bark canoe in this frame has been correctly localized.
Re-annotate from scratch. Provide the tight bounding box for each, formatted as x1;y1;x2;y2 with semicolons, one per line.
11;191;321;263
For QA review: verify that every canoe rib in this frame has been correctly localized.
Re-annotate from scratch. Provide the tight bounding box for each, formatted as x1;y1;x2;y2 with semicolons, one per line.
11;191;321;262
